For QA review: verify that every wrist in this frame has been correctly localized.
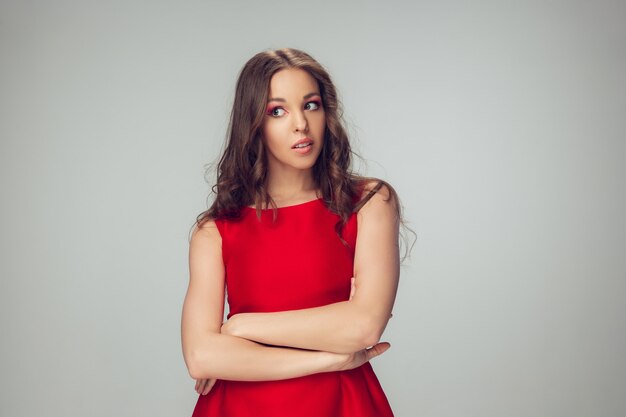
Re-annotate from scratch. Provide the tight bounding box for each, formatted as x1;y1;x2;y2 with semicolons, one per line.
317;350;348;373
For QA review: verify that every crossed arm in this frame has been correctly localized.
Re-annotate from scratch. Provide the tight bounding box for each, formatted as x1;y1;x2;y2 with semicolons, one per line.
220;184;400;354
181;183;399;384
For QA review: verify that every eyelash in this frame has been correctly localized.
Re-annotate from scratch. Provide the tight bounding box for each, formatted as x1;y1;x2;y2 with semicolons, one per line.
266;100;322;117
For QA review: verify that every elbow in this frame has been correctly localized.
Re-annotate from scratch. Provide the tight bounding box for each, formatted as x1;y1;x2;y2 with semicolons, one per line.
359;314;389;348
184;349;203;379
187;360;203;380
361;328;384;349
183;332;224;379
185;348;213;380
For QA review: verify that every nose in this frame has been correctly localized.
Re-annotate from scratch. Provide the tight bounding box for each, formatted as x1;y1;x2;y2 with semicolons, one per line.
293;110;308;133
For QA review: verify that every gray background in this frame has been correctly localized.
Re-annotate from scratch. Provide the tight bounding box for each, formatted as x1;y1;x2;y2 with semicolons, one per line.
1;1;625;416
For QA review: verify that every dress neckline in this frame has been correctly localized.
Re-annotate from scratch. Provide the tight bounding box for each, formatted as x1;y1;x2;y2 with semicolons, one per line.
245;197;323;211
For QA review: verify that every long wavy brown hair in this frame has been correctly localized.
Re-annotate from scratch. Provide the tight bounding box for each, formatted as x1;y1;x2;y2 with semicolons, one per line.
195;48;414;257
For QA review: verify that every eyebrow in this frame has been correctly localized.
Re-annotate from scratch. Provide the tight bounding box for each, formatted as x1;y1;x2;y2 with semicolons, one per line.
267;92;321;103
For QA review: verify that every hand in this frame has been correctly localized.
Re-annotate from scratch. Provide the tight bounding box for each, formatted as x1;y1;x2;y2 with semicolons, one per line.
332;342;391;372
349;277;356;301
195;378;217;395
220;314;239;336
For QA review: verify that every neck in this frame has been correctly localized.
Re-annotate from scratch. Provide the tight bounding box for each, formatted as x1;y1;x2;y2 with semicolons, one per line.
265;168;318;201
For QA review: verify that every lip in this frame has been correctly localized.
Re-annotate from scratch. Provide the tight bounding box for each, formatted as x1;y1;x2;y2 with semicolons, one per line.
291;137;313;149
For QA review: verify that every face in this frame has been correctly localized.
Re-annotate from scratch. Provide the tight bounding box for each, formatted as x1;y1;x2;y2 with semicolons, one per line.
261;68;325;176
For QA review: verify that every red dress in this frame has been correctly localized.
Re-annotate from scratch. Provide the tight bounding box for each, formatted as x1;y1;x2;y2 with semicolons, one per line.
192;198;394;417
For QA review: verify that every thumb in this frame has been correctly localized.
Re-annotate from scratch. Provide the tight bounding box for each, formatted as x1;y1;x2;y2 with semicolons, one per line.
366;342;391;361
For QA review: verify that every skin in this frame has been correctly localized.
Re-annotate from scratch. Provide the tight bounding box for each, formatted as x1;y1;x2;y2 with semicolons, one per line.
182;68;398;395
261;67;326;202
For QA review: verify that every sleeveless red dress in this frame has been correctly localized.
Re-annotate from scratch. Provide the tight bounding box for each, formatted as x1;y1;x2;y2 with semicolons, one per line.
192;198;394;417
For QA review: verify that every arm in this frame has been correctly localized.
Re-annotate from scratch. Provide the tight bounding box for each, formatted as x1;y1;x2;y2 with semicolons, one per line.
182;221;343;381
222;183;400;354
183;219;390;382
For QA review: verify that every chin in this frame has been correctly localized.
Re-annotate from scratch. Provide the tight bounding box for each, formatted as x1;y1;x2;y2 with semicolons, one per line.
268;148;323;172
291;159;318;171
296;152;322;169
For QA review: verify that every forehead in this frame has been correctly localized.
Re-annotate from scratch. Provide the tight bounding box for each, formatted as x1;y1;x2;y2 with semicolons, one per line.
268;68;319;99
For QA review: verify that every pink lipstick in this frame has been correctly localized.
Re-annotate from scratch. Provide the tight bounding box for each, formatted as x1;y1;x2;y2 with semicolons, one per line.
291;138;313;154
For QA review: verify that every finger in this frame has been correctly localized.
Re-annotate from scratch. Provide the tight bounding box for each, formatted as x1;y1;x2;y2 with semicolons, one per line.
366;342;391;361
349;277;356;300
195;378;205;392
202;378;217;395
199;379;211;394
196;379;207;394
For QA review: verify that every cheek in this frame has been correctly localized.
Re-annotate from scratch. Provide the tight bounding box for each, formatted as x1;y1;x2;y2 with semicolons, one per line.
314;114;324;130
261;124;275;144
314;115;326;137
261;124;283;154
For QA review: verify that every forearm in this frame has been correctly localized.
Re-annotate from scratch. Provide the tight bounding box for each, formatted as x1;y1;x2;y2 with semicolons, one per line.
185;331;341;381
226;301;379;354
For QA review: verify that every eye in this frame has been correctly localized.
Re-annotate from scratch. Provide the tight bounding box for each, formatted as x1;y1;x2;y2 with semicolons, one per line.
305;100;321;111
267;107;286;117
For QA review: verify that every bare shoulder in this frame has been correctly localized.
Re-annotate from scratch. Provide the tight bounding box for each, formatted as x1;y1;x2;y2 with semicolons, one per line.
357;178;399;214
188;219;224;281
190;219;222;247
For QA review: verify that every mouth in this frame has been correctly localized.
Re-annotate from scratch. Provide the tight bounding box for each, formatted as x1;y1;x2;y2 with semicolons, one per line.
292;138;313;149
291;138;314;155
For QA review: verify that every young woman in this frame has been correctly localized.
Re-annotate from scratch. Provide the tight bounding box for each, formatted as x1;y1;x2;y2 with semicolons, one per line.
182;48;405;417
